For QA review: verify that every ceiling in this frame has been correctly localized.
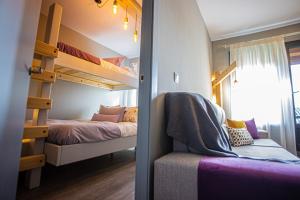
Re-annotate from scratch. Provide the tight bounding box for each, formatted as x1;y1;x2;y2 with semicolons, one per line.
196;0;300;41
41;0;142;58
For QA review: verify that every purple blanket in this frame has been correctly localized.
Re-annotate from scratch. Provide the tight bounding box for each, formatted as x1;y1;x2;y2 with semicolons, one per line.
198;157;300;200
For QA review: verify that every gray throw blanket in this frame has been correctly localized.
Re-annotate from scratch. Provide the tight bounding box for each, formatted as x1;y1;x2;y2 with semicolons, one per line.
165;92;237;157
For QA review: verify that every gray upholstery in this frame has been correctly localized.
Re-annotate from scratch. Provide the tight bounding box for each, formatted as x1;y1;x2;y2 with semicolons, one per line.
154;153;201;200
155;138;299;200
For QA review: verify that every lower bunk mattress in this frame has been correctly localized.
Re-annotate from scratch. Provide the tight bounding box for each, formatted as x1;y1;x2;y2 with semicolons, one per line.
47;119;137;145
154;142;300;200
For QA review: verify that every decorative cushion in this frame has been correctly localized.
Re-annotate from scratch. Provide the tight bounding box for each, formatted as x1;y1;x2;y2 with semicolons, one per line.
244;118;259;139
103;56;126;66
123;107;138;123
227;119;246;128
91;113;120;123
227;127;254;147
99;105;125;122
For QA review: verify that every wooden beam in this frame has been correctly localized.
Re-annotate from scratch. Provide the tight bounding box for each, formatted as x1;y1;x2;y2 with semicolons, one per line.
27;97;52;110
19;155;45;172
56;72;113;90
212;61;237;88
112;84;135;90
23;125;48;139
118;0;142;15
212;72;222;106
35;40;58;58
26;3;63;190
31;70;56;83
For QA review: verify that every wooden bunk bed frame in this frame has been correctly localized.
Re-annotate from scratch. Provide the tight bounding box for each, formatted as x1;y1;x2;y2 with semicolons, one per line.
211;61;237;106
21;2;139;189
33;39;139;90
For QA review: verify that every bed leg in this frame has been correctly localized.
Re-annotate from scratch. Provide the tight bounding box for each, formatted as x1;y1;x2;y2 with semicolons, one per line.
110;153;114;159
25;168;42;189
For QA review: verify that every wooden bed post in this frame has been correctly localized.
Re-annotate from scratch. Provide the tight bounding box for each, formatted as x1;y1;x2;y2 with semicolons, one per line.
212;61;237;107
25;3;62;189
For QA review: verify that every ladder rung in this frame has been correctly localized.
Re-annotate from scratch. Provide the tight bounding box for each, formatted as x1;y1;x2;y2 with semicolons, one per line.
27;97;52;110
35;40;58;58
19;154;45;172
31;70;56;83
32;59;42;68
23;124;48;139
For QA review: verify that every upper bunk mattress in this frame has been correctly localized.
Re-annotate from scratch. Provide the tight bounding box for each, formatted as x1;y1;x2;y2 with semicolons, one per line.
57;42;101;65
47;119;137;145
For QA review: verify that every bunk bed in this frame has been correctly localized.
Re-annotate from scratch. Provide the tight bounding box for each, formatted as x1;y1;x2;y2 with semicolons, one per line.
21;2;139;188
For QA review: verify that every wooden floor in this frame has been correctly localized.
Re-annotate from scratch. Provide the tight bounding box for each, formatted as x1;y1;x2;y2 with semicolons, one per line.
17;150;136;200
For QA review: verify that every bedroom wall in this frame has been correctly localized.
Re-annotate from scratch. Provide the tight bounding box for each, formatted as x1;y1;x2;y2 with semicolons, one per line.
138;0;212;198
212;23;300;72
151;0;212;154
27;14;126;120
150;0;212;158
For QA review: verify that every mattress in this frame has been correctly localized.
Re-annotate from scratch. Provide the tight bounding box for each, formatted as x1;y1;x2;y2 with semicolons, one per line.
47;119;137;145
57;42;101;65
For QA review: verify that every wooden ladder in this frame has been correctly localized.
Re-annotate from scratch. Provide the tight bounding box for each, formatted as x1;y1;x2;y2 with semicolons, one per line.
20;3;62;189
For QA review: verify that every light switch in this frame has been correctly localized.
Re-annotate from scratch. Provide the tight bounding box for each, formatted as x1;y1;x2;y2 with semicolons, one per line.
174;72;179;84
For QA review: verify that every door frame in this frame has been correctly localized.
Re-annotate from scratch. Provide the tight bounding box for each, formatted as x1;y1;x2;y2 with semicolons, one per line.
0;1;42;199
135;0;155;199
285;40;300;152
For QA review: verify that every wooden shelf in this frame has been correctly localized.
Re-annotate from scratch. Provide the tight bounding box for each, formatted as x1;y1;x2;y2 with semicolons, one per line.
31;70;56;83
35;40;58;58
19;155;45;172
23;124;48;139
27;97;52;110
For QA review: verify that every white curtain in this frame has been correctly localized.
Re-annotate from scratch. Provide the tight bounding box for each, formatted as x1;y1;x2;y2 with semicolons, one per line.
229;37;296;155
122;89;138;107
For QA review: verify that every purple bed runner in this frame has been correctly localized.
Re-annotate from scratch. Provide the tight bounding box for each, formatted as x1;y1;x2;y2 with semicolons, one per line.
198;157;300;200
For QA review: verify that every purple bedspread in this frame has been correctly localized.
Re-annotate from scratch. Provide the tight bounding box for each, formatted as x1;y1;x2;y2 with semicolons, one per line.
47;120;121;145
198;157;300;200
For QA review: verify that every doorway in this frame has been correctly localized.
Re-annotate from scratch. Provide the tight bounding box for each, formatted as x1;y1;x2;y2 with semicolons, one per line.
286;40;300;152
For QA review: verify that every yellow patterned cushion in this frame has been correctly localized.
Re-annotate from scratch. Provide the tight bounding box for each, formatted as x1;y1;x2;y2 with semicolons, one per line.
123;107;138;123
227;119;246;128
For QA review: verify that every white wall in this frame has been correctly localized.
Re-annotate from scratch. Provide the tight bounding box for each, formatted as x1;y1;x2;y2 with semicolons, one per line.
155;0;212;95
139;0;212;198
150;0;212;158
49;80;123;120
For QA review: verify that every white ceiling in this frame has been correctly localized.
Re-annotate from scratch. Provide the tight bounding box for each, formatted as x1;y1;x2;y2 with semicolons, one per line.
196;0;300;41
41;0;142;58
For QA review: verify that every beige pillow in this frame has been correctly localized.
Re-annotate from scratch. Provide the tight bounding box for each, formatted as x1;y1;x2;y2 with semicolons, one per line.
99;105;125;122
123;107;138;123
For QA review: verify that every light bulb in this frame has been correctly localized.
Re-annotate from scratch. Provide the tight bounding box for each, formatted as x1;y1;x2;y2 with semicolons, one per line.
133;30;138;43
123;17;129;30
113;0;118;15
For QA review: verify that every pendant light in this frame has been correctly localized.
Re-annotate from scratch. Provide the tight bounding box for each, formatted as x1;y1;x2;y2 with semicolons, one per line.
113;0;118;15
123;7;129;30
133;13;138;43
